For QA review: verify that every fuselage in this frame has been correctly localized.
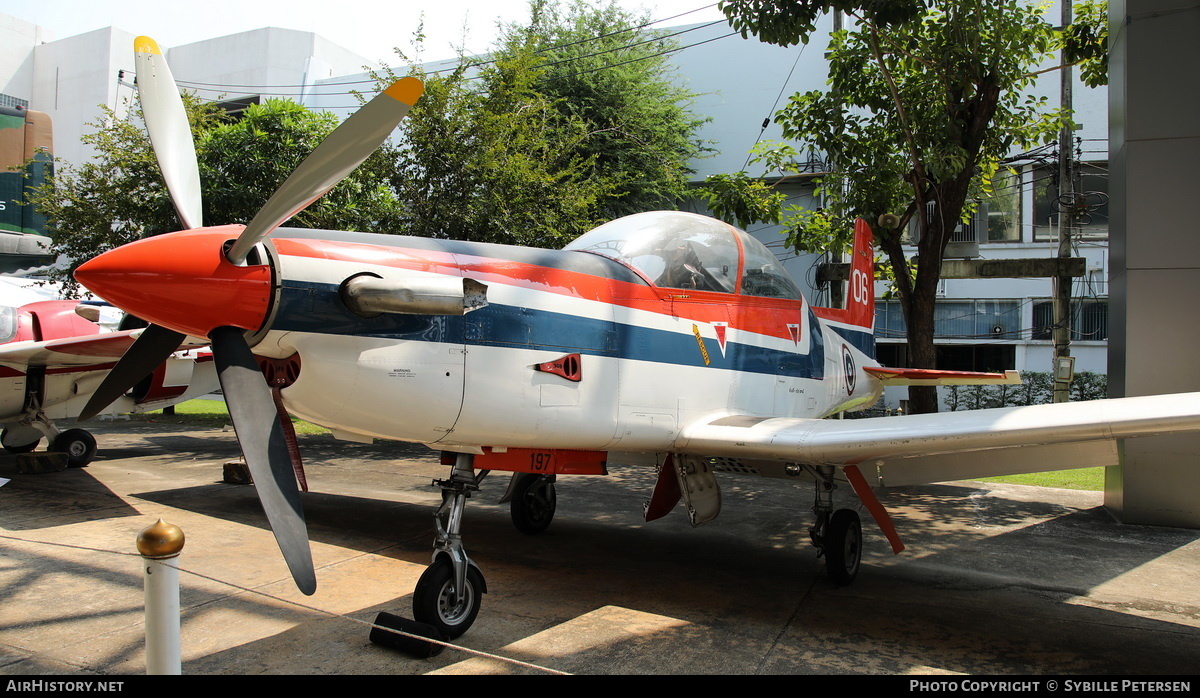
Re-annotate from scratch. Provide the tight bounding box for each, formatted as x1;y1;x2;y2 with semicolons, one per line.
238;212;884;453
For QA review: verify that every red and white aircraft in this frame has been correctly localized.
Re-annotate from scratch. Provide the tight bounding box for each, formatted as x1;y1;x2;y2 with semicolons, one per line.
0;294;215;466
72;36;1200;639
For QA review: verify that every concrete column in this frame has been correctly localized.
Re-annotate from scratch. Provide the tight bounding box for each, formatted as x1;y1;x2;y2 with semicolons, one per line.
1107;0;1200;526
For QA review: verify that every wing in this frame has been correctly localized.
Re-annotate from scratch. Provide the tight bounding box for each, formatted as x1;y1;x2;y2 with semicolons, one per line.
0;331;140;367
0;330;209;368
677;392;1200;487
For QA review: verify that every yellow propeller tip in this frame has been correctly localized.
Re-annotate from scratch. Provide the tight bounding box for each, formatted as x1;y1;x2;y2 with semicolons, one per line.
383;77;425;106
134;36;163;55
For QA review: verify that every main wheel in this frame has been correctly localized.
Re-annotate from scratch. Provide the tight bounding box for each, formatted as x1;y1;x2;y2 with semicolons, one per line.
1;428;40;454
510;473;556;534
52;429;98;468
824;509;862;586
412;558;485;639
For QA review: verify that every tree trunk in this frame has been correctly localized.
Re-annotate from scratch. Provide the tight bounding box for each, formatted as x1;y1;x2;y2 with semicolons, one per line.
906;280;940;414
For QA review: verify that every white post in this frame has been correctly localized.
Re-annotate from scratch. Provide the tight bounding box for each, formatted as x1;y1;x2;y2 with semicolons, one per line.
137;520;185;675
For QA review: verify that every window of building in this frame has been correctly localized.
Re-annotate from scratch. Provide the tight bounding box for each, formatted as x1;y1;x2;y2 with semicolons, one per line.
1033;162;1109;241
875;300;1022;340
1031;299;1108;341
982;168;1021;242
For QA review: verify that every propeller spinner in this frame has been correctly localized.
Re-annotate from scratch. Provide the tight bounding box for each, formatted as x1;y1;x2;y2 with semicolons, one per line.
76;37;424;595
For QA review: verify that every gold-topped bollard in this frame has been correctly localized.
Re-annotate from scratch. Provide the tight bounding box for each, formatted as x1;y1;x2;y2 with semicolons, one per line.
138;520;184;675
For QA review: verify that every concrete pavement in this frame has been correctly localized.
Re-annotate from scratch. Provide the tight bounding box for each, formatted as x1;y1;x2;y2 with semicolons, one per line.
1;420;1198;675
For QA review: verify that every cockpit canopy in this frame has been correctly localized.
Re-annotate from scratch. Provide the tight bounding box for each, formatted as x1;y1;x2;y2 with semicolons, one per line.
565;211;802;300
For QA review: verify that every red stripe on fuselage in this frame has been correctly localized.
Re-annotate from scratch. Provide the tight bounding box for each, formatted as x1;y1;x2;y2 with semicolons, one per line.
272;237;808;341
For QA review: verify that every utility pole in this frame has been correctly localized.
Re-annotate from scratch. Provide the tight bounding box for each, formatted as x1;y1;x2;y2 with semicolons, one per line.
1052;0;1075;403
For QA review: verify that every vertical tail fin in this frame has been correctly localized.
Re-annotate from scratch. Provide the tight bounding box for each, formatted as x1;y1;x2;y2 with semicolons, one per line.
844;218;875;330
811;218;876;359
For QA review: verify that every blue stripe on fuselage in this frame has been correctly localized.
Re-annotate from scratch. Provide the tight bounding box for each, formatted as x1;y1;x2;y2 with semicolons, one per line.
830;324;876;359
272;280;827;379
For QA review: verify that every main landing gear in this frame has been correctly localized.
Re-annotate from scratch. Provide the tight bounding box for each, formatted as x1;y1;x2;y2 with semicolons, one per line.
413;453;488;639
3;367;99;468
3;424;98;468
807;464;863;586
507;472;556;534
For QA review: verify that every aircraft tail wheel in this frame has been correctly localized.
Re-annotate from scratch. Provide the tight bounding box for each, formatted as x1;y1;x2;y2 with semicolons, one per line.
1;428;40;455
510;473;556;535
825;509;862;586
52;429;98;468
412;558;485;639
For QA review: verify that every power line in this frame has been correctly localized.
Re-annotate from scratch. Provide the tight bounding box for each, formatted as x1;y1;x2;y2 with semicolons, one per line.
179;24;742;107
169;4;725;92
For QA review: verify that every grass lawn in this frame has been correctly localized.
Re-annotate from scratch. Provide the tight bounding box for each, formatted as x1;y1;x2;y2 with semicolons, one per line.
973;468;1104;491
137;400;1105;491
134;398;330;435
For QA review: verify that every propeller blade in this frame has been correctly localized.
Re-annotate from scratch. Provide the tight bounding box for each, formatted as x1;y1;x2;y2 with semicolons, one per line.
211;326;316;595
225;77;424;264
134;36;203;230
78;323;186;421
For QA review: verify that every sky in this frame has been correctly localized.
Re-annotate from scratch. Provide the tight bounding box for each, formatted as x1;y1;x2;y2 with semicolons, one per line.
0;0;729;66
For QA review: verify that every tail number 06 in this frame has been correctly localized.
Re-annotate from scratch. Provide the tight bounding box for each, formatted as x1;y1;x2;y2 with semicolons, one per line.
851;268;870;306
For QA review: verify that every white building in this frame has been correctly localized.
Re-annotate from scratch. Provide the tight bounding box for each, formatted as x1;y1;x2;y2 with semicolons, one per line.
1;11;1110;406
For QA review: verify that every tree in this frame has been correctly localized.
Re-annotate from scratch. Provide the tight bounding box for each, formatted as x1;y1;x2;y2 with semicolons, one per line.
514;0;710;218
715;0;1107;413
380;44;615;248
379;0;709;245
28;98;401;294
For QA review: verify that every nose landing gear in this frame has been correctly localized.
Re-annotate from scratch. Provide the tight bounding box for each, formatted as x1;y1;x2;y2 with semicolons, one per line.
411;453;488;639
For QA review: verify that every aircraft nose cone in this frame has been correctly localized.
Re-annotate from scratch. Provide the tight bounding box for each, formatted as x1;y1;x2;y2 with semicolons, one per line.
75;226;273;338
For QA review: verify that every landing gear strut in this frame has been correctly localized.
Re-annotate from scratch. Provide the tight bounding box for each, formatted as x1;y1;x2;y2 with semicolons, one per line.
413;453;487;639
807;464;863;586
3;367;99;468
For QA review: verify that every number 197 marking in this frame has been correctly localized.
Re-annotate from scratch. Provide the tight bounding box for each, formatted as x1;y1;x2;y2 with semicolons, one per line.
530;452;554;471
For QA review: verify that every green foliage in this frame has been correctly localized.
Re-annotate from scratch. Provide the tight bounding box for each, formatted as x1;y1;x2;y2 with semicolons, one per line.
381;50;613;248
945;371;1105;411
719;0;926;46
377;0;711;247
1062;0;1109;88
695;172;784;229
519;0;710;218
977;467;1103;491
199;100;403;233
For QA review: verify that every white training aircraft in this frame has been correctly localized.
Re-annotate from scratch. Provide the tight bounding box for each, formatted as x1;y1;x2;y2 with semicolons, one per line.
0;280;217;466
72;36;1200;640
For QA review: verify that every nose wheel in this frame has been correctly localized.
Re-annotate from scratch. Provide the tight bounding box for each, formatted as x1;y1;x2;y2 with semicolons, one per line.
412;557;485;639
